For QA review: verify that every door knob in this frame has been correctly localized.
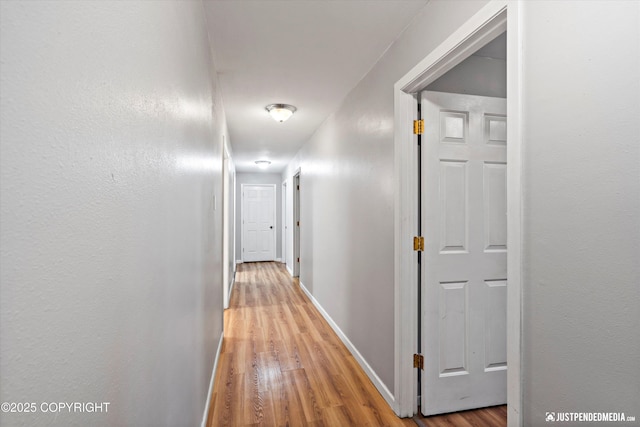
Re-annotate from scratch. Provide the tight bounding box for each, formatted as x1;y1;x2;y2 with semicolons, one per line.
270;226;273;229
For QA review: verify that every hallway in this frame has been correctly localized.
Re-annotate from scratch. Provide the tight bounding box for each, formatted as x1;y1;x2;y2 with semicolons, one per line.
2;2;638;426
207;262;414;426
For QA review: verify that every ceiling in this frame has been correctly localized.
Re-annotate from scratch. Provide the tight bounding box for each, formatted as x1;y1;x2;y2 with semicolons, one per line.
203;0;429;173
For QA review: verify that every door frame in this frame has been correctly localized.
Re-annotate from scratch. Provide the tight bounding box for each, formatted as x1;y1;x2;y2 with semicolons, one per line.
292;170;301;277
241;183;277;262
393;1;522;425
282;180;288;269
222;142;230;308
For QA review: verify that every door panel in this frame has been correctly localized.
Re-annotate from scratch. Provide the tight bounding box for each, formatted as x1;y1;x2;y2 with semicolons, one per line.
438;281;468;376
483;163;507;251
439;160;468;253
484;280;507;371
421;91;507;415
242;184;275;262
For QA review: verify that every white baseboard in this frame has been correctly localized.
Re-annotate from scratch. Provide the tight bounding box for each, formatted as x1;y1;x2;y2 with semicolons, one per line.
201;332;224;427
275;257;282;262
235;260;242;265
298;281;396;411
286;265;293;276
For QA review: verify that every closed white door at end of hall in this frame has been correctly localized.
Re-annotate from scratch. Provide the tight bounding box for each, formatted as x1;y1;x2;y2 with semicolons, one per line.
242;184;275;262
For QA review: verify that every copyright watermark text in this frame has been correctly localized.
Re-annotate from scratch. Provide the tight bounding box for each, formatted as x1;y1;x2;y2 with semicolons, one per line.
1;401;110;414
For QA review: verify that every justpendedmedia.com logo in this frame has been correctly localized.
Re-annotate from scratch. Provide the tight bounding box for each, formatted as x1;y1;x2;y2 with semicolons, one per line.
545;412;636;423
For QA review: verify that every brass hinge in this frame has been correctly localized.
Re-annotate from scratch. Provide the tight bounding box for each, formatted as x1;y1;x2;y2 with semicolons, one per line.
297;185;300;190
413;354;424;370
297;221;300;226
413;236;424;251
413;119;424;135
297;257;300;263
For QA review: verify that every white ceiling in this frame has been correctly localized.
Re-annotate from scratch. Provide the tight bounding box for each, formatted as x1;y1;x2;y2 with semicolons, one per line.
203;0;429;173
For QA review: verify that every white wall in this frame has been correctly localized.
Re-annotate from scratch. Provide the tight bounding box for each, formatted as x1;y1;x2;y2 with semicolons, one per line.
235;173;283;262
282;0;492;395
0;2;226;426
520;1;640;424
426;55;506;98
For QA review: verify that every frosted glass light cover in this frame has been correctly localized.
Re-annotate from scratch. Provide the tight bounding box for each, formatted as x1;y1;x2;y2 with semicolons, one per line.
265;104;296;122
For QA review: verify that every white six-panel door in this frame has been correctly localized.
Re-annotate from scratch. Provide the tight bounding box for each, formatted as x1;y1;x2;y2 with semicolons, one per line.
421;91;507;415
242;184;276;262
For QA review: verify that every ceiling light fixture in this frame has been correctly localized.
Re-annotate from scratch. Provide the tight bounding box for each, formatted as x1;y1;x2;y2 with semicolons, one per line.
255;160;271;169
265;104;297;122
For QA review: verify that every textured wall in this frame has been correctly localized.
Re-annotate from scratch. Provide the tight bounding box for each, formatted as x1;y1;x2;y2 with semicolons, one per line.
282;0;491;394
0;2;225;426
521;1;640;424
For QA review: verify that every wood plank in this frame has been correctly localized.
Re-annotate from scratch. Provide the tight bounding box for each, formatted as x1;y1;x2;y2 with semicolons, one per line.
286;368;323;423
413;406;507;427
322;405;357;426
272;368;308;427
243;351;276;425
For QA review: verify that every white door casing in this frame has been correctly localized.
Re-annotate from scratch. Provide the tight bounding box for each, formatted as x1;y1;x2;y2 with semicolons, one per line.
223;151;230;308
293;172;301;277
242;184;276;262
283;181;288;269
421;91;507;415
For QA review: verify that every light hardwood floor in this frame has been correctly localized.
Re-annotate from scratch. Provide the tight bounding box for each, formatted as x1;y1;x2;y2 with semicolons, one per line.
207;261;414;427
413;406;506;427
206;261;506;427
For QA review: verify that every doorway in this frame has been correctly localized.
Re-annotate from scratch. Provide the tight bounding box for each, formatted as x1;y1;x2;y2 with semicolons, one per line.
282;181;288;269
241;184;276;262
393;2;523;424
419;31;507;416
222;145;230;308
292;171;301;277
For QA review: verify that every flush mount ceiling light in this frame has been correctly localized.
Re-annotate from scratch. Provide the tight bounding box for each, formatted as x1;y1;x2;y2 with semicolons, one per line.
255;160;271;169
265;104;297;122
